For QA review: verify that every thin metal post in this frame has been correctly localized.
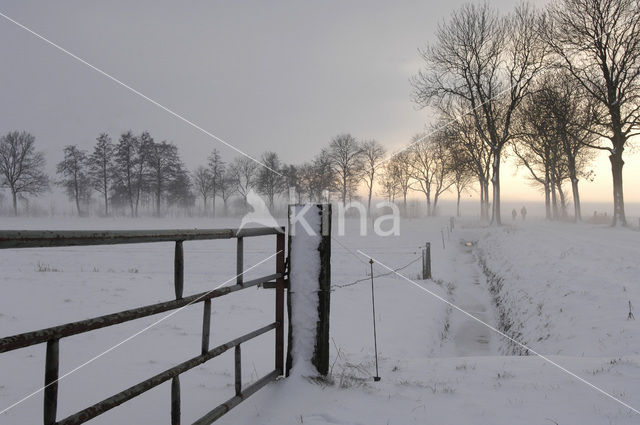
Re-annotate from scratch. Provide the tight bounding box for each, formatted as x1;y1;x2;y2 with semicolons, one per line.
44;338;59;425
275;230;285;374
236;237;244;285
174;241;184;299
201;299;211;355
171;376;180;425
369;259;381;382
234;345;242;396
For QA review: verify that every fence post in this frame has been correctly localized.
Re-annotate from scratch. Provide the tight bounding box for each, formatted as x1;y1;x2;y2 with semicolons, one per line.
236;237;244;286
174;241;184;299
44;338;59;425
286;204;331;376
201;299;211;355
275;229;285;375
171;376;180;425
422;242;431;280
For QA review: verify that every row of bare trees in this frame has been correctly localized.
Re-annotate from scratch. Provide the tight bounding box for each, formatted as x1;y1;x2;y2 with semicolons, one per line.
192;133;477;218
191;136;390;217
0;130;194;216
55;131;193;217
411;0;640;225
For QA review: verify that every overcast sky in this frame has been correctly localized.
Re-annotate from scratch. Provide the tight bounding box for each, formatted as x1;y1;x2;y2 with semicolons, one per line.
1;0;638;206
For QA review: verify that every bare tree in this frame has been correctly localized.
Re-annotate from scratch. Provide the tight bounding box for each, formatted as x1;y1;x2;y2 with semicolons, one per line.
228;156;258;209
540;73;597;221
299;149;336;203
219;169;234;216
412;2;547;224
0;131;49;215
547;0;640;225
193;166;213;213
445;133;475;217
283;164;301;203
257;151;285;211
328;134;364;204
146;140;183;216
378;162;400;202
408;133;453;216
361;140;386;216
113;131;151;217
207;149;225;217
389;151;412;215
513;74;596;221
56;145;91;216
441;102;493;219
88;133;115;216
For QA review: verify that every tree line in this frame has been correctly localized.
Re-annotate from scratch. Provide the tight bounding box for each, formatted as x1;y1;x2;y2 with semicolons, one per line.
0;130;194;217
0;128;477;218
411;0;640;225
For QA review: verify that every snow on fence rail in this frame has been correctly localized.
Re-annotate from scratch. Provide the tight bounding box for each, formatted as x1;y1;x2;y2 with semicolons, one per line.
0;227;286;425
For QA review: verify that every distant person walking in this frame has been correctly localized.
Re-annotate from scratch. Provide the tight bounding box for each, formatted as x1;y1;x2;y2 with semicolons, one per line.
520;206;527;221
512;209;517;221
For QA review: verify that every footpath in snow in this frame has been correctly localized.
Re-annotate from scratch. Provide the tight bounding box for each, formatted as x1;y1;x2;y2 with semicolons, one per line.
438;237;498;357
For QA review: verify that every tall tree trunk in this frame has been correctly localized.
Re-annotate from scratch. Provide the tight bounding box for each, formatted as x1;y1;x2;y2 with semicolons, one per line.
367;186;373;218
557;181;567;219
551;182;558;220
479;178;485;218
212;187;217;218
156;187;161;216
570;176;581;222
12;190;17;216
403;192;407;217
490;153;502;225
484;181;490;221
544;181;551;220
457;190;461;217
103;177;109;216
425;192;432;217
609;150;626;226
544;168;551;220
74;175;81;216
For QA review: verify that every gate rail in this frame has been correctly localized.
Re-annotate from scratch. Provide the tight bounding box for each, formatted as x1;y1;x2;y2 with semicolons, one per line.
0;227;286;425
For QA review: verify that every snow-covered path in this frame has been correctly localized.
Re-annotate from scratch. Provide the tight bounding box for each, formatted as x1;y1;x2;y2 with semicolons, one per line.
435;234;499;357
442;238;498;357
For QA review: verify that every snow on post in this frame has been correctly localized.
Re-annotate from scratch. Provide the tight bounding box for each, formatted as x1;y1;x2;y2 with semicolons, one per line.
286;204;331;377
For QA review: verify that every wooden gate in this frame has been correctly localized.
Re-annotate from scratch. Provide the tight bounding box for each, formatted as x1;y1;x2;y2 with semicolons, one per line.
0;227;286;424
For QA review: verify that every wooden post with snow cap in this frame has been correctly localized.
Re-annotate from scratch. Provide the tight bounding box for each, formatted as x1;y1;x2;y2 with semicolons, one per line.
286;204;332;377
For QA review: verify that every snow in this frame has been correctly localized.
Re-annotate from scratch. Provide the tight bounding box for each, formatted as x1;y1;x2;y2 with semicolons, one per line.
288;205;322;376
1;216;640;424
476;222;640;357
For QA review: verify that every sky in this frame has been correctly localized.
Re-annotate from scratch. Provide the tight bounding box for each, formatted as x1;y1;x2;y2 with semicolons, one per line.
0;0;638;209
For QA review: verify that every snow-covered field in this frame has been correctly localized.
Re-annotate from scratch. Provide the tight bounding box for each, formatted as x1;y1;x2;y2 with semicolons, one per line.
1;216;639;424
